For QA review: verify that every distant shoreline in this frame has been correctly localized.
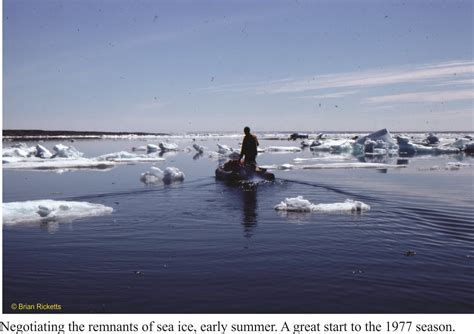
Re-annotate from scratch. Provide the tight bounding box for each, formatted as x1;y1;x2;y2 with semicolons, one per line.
2;129;170;141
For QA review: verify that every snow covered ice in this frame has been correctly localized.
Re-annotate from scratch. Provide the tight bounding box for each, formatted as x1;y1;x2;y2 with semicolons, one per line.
3;200;113;225
274;196;370;213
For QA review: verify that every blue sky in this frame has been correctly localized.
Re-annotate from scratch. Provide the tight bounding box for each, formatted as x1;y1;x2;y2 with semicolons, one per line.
3;0;473;132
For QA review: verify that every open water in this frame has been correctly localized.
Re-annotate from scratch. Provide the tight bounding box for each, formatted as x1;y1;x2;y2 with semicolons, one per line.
2;133;474;313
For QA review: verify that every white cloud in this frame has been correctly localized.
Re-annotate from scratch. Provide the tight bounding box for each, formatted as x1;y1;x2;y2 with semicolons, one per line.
365;89;474;104
295;90;359;99
202;60;474;96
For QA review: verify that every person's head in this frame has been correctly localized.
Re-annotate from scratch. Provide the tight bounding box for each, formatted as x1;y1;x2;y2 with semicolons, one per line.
244;126;250;135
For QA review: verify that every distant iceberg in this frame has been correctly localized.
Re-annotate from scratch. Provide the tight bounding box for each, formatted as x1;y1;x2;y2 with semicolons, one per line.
274;196;370;213
3;200;113;225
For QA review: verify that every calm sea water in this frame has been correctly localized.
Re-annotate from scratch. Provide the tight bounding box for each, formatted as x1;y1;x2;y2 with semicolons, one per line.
3;135;474;313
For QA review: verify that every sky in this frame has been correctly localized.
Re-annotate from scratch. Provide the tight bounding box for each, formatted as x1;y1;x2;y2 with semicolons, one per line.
3;0;473;132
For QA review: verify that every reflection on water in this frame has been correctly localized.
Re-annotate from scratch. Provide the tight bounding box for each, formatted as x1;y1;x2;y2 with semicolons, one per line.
241;187;258;238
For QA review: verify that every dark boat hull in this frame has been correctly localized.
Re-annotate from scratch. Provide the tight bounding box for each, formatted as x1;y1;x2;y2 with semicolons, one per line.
215;166;275;182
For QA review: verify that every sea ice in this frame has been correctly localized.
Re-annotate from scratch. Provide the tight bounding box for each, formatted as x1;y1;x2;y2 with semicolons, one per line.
310;139;354;153
3;200;113;225
301;162;406;169
266;146;302;152
356;128;398;147
52;144;84;158
97;151;165;163
216;144;240;159
159;142;179;152
35;144;52;158
2;157;116;171
147;144;160;153
397;136;460;154
140;167;185;185
274;196;370;213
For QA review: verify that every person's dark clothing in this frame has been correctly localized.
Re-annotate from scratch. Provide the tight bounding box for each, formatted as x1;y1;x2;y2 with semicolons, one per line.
240;134;259;164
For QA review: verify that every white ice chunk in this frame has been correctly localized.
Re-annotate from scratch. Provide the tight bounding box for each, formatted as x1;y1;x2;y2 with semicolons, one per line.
356;128;398;147
2;147;30;158
217;144;233;154
274;196;370;213
159;142;179;152
163;167;185;184
300;162;406;169
35;144;52;159
147;144;160;153
140;166;184;185
310;139;354;153
2;158;115;171
52;144;84;158
266;146;302;152
97;151;165;163
293;156;352;162
3;200;113;225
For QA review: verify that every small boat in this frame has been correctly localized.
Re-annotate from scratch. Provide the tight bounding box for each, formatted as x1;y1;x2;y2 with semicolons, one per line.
215;160;275;182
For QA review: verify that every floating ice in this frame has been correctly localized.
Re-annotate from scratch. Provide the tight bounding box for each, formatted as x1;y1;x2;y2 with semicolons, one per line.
140;167;185;185
147;144;160;153
356;128;398;147
301;162;406;170
3;143;37;158
397;136;460;155
159;142;179;152
163;167;185;184
140;167;163;185
3;200;113;225
52;144;84;158
274;196;370;213
310;139;354;153
2;157;115;171
97;151;165;163
266;146;302;152
294;156;352;162
35;144;52;158
216;144;240;159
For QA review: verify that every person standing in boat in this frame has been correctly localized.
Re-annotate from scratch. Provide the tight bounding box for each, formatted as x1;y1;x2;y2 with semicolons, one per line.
239;126;259;167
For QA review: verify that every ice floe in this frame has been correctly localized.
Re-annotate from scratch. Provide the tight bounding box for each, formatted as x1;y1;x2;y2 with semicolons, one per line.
261;162;406;170
2;157;116;171
3;200;113;225
35;144;52;158
140;167;185;185
97;151;165;163
397;136;460;155
159;142;179;152
310;139;354;153
52;144;84;158
266;146;302;153
274;196;370;213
